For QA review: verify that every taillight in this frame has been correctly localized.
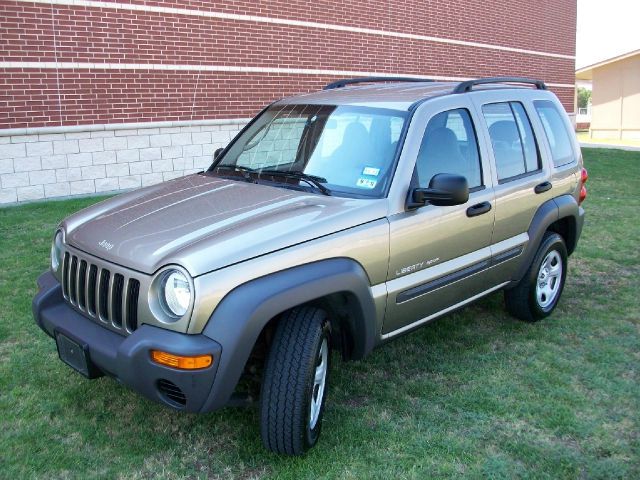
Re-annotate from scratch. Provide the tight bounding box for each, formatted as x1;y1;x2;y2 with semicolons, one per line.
579;167;588;205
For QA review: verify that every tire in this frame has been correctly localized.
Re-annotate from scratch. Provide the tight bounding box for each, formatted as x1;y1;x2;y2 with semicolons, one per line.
505;232;568;322
259;307;331;455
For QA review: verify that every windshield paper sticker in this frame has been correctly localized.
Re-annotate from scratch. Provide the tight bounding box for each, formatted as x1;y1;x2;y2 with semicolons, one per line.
362;166;380;176
356;177;377;189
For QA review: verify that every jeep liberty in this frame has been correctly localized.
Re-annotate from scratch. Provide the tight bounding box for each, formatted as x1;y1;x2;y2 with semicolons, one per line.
33;77;587;455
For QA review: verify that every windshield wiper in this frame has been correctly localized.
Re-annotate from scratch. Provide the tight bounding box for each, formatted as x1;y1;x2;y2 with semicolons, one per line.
212;164;257;182
213;165;331;195
259;170;331;196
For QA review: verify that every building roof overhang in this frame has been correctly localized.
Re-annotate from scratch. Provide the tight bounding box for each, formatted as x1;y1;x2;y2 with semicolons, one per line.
576;49;640;80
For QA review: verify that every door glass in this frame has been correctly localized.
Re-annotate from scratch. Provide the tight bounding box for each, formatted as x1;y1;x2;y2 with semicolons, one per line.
511;103;540;172
482;102;539;181
415;108;482;188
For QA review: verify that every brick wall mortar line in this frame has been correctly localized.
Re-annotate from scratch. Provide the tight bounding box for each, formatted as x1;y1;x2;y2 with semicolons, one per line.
0;62;576;89
8;0;576;60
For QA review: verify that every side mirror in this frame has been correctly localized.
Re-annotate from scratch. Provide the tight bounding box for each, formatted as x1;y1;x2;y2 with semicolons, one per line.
214;147;224;160
407;173;469;209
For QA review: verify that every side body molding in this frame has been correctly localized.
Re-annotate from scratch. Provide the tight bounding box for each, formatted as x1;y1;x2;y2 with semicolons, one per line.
512;194;581;284
199;258;378;412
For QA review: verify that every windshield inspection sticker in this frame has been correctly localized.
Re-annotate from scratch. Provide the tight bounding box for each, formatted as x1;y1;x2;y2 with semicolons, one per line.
356;177;377;189
362;166;380;176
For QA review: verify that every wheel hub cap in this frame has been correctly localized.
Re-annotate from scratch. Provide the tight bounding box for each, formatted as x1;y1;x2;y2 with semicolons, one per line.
536;250;563;309
309;338;328;430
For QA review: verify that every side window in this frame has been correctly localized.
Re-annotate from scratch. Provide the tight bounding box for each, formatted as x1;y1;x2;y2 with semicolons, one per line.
512;103;540;173
534;100;575;167
482;102;540;181
415;108;482;189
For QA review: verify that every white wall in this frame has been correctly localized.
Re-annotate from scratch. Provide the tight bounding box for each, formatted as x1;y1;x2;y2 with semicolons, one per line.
0;120;248;205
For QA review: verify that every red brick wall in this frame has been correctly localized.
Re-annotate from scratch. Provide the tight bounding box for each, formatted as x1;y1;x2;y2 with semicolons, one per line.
79;0;578;57
0;0;577;129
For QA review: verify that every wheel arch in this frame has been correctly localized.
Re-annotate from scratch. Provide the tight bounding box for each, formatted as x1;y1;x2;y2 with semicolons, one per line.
198;257;377;412
513;194;581;284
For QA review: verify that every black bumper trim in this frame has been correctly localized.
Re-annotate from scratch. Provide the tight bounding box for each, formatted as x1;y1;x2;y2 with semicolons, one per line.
33;271;222;413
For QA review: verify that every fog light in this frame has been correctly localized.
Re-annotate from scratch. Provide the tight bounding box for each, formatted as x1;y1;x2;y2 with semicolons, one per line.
151;350;212;370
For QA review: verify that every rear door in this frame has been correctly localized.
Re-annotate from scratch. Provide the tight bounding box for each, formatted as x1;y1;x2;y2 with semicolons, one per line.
383;97;496;337
470;91;576;283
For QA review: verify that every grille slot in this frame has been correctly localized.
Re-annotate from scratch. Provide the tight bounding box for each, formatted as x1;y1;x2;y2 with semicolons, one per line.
62;252;70;298
111;274;124;328
126;279;140;332
98;269;111;322
87;264;98;315
69;256;79;304
58;249;142;335
157;379;187;406
78;260;88;309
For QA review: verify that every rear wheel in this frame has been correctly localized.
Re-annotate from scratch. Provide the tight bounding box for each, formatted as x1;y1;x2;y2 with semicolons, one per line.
505;232;568;322
259;307;330;455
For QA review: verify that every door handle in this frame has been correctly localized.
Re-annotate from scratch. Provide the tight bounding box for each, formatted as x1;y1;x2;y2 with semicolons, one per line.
534;181;552;194
466;201;492;217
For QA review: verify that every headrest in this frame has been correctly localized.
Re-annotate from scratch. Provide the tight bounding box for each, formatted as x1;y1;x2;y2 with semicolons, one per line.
489;120;520;143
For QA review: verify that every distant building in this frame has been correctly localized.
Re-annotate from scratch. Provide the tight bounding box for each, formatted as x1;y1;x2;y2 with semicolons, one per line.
576;49;640;140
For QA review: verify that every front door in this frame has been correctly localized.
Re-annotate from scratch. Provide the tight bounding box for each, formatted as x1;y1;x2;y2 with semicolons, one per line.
383;101;496;336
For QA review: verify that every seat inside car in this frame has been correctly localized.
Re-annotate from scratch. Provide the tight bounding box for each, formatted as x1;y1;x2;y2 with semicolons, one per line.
417;127;467;187
488;120;523;179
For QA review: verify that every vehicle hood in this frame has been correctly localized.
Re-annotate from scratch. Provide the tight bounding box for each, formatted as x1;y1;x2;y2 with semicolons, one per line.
63;174;387;276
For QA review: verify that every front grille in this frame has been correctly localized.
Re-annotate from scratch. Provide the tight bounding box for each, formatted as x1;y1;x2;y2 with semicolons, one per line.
61;251;141;334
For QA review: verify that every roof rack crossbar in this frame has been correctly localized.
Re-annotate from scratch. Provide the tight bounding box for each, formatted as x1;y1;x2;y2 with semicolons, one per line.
453;77;547;94
323;77;434;90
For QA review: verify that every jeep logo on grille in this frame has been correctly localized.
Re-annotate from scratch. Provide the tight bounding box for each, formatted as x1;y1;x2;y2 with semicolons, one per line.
98;240;114;251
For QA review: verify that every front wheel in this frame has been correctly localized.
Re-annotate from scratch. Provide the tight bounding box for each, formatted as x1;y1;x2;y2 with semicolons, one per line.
259;307;330;455
505;232;568;322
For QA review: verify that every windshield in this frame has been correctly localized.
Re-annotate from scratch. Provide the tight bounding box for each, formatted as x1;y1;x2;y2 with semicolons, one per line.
209;104;408;197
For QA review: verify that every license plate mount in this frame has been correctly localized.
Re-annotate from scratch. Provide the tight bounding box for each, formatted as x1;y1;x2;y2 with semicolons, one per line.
55;332;101;379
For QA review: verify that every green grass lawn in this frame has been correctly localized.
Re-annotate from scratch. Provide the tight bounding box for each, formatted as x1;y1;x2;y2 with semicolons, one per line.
1;148;638;479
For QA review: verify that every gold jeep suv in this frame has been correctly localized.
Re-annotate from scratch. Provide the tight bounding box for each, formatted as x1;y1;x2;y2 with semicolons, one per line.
34;77;587;455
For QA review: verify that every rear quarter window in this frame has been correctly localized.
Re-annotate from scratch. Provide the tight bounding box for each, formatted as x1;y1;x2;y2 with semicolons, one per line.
534;100;576;167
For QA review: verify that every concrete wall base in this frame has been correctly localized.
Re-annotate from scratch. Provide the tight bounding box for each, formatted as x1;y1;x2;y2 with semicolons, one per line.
0;119;249;205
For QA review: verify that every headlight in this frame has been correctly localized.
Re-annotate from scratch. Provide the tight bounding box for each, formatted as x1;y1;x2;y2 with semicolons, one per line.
51;230;63;272
159;269;192;317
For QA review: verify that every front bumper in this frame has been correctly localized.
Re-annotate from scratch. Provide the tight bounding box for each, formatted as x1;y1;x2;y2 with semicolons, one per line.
33;271;223;413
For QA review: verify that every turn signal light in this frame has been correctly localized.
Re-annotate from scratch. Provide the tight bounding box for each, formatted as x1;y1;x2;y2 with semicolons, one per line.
151;350;213;370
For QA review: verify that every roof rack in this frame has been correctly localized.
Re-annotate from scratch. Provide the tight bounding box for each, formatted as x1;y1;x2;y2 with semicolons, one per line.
323;76;434;90
453;77;547;94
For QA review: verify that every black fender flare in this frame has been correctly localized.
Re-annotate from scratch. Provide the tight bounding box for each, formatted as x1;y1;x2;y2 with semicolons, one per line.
512;194;580;283
199;257;377;412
